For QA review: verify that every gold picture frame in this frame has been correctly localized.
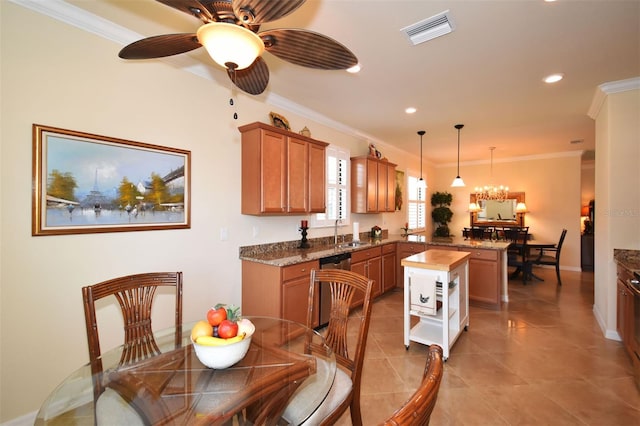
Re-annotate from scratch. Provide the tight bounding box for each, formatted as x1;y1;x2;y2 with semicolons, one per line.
32;124;191;236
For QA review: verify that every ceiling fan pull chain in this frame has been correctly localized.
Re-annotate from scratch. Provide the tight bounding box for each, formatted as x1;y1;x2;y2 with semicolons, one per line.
230;97;238;120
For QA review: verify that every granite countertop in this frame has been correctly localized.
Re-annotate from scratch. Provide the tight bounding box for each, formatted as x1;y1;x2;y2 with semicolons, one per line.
614;249;640;274
240;233;510;267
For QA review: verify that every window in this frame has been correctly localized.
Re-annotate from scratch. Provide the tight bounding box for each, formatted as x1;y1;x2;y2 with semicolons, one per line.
407;175;426;231
314;145;349;227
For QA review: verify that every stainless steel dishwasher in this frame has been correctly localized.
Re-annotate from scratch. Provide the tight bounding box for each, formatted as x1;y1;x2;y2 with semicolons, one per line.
318;252;351;328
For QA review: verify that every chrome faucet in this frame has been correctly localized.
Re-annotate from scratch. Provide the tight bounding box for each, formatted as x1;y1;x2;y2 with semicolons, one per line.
334;219;342;246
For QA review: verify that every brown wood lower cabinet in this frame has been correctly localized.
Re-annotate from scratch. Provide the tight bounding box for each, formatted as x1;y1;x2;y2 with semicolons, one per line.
466;250;501;309
242;260;319;328
616;264;636;359
382;243;397;292
351;246;382;307
397;242;504;310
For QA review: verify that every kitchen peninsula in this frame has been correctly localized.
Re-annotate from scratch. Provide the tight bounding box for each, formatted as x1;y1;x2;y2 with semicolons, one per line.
240;233;511;322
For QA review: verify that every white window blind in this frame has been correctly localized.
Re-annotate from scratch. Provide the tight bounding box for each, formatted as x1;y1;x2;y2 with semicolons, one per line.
314;145;349;227
407;175;426;231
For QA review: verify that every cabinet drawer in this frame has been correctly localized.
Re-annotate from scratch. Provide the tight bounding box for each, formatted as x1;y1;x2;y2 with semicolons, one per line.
282;260;318;282
382;243;396;254
463;248;498;261
398;243;427;255
352;246;382;263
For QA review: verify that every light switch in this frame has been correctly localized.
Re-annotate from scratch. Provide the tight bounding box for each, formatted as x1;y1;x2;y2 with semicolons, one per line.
220;227;228;241
252;226;259;238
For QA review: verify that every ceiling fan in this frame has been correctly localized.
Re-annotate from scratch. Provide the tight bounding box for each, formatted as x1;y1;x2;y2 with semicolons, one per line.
119;0;359;95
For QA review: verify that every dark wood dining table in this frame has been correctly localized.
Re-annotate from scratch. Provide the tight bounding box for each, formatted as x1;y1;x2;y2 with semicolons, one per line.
511;240;556;281
35;316;336;425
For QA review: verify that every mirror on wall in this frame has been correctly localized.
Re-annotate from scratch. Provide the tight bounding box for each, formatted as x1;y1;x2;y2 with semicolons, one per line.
470;192;525;227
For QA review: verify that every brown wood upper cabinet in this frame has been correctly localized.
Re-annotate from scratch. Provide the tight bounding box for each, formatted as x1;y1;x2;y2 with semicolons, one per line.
350;156;397;213
239;122;328;215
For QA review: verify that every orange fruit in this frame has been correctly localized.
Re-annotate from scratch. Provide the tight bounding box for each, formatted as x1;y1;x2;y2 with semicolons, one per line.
191;320;213;341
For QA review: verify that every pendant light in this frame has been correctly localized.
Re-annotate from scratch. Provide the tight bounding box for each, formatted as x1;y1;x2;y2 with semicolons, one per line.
417;130;426;188
451;124;466;187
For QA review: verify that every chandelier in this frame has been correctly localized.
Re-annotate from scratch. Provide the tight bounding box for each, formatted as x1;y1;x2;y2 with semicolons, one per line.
474;147;509;202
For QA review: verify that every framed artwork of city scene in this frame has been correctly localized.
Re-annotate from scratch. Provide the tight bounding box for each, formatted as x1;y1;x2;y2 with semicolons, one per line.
32;124;191;236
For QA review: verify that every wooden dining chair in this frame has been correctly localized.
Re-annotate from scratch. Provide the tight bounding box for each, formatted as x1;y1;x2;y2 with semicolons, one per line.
281;269;374;426
380;345;444;426
506;228;531;283
533;229;567;285
81;272;183;419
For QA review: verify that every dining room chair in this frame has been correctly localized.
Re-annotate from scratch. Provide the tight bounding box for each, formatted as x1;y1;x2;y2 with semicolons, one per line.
532;228;567;285
380;344;444;426
506;228;531;283
281;269;374;426
81;272;183;421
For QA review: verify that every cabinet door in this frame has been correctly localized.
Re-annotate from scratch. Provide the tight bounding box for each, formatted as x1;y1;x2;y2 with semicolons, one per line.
260;130;287;213
369;256;382;298
350;261;366;308
366;158;378;212
386;164;396;212
282;275;314;326
287;137;308;213
468;258;499;306
308;142;326;213
382;251;396;292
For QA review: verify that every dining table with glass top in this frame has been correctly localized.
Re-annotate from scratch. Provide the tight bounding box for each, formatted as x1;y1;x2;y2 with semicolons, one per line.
35;316;336;425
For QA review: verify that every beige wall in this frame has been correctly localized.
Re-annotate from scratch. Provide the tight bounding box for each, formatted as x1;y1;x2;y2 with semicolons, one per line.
0;2;624;422
592;86;640;339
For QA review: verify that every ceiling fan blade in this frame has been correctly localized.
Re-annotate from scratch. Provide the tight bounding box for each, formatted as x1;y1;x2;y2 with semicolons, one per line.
227;57;269;95
155;0;214;22
232;0;305;25
119;34;201;59
260;28;357;70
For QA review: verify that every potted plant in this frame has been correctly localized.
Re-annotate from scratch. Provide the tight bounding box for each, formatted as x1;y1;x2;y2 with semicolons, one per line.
431;191;453;239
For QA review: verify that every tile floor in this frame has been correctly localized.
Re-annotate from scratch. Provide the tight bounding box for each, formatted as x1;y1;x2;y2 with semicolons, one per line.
334;267;640;425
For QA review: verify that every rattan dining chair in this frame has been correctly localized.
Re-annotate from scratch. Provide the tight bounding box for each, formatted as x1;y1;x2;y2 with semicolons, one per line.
81;272;183;420
380;344;444;426
281;269;374;426
533;228;567;285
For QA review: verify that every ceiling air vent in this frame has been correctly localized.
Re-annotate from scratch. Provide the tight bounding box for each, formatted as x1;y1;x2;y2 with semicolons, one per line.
401;10;455;46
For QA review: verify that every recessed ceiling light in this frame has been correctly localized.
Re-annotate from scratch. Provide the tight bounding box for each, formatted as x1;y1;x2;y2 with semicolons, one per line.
544;73;564;83
544;0;557;3
347;64;361;73
405;107;417;114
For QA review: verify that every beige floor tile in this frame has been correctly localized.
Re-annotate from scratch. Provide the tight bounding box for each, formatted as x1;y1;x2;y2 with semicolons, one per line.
338;268;640;425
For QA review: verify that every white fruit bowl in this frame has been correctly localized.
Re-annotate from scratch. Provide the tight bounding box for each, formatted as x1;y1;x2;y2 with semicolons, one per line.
191;320;256;369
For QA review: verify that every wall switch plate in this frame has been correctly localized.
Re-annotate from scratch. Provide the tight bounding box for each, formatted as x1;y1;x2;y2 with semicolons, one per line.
252;226;259;238
220;227;228;241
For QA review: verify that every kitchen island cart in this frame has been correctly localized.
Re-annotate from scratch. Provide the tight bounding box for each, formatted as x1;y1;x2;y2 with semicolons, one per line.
402;249;470;360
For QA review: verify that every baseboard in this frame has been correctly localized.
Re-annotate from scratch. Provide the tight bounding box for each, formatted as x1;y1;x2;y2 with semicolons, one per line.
593;303;621;341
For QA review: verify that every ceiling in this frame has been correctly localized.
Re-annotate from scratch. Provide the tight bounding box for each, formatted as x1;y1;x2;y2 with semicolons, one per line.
55;1;640;163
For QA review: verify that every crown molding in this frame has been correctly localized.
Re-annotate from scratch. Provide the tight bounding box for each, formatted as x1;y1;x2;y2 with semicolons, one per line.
435;149;583;169
588;76;640;119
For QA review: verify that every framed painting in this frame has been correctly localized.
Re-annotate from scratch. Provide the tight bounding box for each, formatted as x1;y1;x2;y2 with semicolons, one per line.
32;124;191;236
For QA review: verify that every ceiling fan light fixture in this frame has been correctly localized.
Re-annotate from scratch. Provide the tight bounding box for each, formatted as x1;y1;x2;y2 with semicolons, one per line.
197;22;265;70
347;64;361;73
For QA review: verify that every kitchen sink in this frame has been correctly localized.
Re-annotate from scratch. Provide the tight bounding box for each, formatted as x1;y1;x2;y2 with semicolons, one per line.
338;241;370;249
